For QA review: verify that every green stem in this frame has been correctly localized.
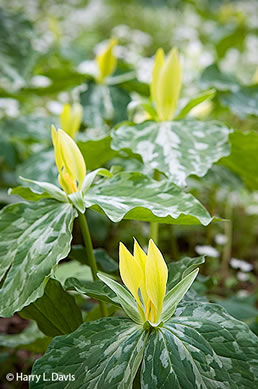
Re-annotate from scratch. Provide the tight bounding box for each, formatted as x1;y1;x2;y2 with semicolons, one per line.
170;225;178;260
150;222;159;244
78;212;108;317
150;170;160;244
221;198;233;284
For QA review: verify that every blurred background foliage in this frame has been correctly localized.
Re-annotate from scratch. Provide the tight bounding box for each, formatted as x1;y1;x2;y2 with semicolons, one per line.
0;0;258;386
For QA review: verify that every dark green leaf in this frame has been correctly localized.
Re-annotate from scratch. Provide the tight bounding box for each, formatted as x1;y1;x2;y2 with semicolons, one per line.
20;279;83;337
78;136;117;171
65;277;120;307
69;245;118;273
220;130;258;190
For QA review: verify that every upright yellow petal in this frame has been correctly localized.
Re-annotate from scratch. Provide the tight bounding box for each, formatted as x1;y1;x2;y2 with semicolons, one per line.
60;104;71;134
96;38;117;83
150;48;165;105
133;239;148;305
156;47;182;121
58;130;86;189
60;103;82;138
145;239;168;322
51;125;63;173
119;242;143;305
52;126;86;193
69;103;83;138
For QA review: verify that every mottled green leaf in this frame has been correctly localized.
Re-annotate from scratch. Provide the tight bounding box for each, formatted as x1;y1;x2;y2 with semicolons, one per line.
141;302;258;389
86;172;214;226
111;120;231;186
80;82;131;128
220;130;258;190
200;64;240;92
221;86;258;118
0;199;77;317
20;279;83;337
17;148;58;185
0;9;36;90
1;116;55;143
167;256;205;290
31;318;147;389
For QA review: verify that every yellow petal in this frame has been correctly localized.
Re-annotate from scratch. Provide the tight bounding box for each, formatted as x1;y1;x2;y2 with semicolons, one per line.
119;242;143;305
156;47;182;121
58;129;86;188
51;125;63;173
96;38;117;83
52;126;86;193
60;103;83;138
150;48;165;105
70;103;83;138
145;239;168;322
60;104;71;134
133;239;148;305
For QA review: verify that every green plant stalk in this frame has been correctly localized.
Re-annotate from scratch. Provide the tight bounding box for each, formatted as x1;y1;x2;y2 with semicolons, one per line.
150;169;160;243
78;212;108;317
170;225;178;260
221;197;233;284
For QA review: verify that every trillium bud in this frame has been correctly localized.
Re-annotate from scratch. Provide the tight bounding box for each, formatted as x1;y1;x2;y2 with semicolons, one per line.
59;103;83;139
51;125;86;195
151;47;182;121
96;38;117;84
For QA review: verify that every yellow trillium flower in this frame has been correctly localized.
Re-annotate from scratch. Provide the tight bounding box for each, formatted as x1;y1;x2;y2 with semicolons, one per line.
96;38;118;84
51;125;86;195
150;47;182;121
59;103;83;139
119;239;168;324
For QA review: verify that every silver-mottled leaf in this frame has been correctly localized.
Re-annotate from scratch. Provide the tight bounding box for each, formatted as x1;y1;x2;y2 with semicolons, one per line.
141;302;258;389
0;199;77;317
86;172;215;226
111;120;231;186
31;318;147;389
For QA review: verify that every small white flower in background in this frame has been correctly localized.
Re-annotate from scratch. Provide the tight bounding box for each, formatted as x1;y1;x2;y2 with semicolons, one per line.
215;234;228;245
46;101;63;115
237;272;249;282
77;60;97;77
246;205;258;215
30;75;52;88
230;258;253;272
0;98;19;118
195;245;219;258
